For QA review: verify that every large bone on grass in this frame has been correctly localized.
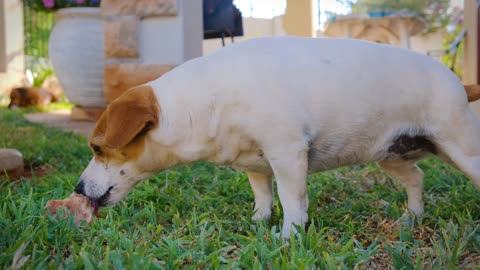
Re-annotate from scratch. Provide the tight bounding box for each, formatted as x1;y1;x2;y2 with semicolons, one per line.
46;193;95;225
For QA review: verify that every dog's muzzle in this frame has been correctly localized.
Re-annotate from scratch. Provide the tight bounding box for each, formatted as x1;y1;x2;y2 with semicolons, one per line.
74;181;113;211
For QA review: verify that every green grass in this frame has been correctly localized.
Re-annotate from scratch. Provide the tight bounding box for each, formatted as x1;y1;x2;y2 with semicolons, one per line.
0;107;479;269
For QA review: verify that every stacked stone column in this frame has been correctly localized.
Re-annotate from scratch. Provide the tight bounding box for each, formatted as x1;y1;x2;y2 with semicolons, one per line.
101;0;202;103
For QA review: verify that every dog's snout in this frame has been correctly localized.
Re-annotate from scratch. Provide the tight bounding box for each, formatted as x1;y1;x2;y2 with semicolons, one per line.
74;181;85;195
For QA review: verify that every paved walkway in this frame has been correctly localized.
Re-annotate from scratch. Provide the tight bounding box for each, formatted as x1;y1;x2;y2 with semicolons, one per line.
25;110;95;138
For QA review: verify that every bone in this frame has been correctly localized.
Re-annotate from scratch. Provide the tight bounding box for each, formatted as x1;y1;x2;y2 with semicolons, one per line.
46;193;95;225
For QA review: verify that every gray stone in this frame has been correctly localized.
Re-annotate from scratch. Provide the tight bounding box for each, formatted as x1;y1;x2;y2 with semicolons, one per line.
0;149;24;174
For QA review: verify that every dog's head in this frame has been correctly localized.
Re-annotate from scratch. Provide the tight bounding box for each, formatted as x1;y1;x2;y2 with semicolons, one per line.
76;85;161;209
8;87;32;108
9;87;53;108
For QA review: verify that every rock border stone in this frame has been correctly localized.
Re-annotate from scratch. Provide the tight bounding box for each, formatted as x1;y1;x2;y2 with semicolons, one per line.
0;149;24;177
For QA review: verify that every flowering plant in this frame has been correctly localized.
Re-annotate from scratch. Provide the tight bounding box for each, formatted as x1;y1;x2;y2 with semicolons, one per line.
28;0;101;11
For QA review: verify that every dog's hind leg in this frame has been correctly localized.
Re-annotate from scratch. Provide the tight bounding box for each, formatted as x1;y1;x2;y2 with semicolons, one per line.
247;171;274;221
436;109;480;190
378;160;425;216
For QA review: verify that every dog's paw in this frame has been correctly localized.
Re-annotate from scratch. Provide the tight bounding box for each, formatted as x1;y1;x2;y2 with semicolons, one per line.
392;210;420;228
251;208;271;221
276;227;298;239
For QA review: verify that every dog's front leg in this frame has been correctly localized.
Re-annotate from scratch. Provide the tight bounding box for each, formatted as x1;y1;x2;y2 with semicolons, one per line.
247;172;273;221
268;150;308;238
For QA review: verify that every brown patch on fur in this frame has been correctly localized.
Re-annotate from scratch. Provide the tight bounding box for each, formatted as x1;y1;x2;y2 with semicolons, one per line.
90;135;147;164
8;87;58;108
90;85;159;163
464;84;480;102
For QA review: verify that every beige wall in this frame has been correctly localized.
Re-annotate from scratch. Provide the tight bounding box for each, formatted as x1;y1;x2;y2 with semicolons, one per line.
205;15;443;58
139;0;202;65
182;0;203;61
203;16;286;55
411;31;444;55
283;0;315;37
0;0;24;95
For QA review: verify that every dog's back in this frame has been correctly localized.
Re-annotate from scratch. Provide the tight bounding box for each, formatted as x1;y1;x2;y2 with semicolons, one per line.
153;36;467;142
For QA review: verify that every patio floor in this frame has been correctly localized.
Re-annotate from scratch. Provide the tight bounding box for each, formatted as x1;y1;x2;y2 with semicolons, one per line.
25;110;95;138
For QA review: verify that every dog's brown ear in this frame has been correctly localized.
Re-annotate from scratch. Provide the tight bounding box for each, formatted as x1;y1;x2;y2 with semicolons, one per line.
93;85;159;149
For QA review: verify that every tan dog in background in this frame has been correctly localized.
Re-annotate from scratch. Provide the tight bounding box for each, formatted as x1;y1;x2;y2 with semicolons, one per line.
8;87;58;108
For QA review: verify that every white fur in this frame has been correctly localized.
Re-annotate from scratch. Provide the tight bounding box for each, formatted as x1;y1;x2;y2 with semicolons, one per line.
82;37;480;238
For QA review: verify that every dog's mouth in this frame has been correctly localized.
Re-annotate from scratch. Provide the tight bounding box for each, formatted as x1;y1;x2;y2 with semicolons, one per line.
90;186;113;214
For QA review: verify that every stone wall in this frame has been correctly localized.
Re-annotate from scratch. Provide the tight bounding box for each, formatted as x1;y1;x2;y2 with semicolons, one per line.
101;0;202;103
0;0;25;96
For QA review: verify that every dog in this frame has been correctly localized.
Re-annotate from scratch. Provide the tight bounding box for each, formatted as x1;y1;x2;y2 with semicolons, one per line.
74;37;480;238
8;87;58;108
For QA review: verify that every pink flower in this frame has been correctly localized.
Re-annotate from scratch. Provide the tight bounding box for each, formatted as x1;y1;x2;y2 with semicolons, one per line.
76;0;86;3
42;0;55;8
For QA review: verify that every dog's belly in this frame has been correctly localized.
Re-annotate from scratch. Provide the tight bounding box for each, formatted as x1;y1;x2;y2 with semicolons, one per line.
306;129;437;173
307;138;372;173
227;133;374;175
307;150;362;173
213;129;437;175
230;151;273;175
230;145;372;175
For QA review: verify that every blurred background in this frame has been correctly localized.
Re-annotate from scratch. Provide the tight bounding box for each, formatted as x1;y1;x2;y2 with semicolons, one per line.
0;0;475;117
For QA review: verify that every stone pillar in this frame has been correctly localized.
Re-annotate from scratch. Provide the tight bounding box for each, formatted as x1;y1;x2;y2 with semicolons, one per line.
283;0;315;37
0;0;24;95
464;0;478;85
101;0;202;103
464;0;480;118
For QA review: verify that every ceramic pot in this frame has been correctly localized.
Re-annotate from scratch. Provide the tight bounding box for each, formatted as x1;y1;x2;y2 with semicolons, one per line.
48;7;106;107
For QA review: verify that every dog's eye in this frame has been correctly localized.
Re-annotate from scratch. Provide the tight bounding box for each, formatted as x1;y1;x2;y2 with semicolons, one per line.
91;144;103;156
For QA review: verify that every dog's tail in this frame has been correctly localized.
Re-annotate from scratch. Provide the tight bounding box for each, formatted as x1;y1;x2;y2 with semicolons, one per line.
465;84;480;102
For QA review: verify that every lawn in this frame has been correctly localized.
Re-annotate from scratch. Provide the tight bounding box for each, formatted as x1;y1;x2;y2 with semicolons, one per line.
0;107;479;269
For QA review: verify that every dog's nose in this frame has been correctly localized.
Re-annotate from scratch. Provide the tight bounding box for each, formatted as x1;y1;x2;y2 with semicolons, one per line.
74;181;85;195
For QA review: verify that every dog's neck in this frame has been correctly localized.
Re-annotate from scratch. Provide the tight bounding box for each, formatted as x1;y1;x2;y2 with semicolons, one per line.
148;91;218;167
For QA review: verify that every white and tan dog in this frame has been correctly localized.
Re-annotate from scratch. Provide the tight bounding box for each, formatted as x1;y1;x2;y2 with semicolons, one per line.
75;37;480;238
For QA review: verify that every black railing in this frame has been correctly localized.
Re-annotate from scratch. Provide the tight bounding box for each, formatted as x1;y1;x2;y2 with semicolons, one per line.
23;0;55;58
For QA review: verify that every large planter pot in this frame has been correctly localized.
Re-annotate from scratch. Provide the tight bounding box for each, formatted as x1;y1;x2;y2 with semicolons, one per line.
48;7;106;107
